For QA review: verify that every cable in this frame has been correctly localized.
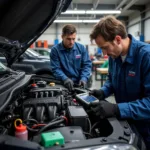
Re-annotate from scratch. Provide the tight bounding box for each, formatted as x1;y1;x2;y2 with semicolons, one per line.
32;124;46;129
83;132;93;138
90;121;100;134
87;118;92;133
50;116;62;123
23;119;38;124
23;123;38;132
37;118;64;134
61;116;68;125
24;117;61;130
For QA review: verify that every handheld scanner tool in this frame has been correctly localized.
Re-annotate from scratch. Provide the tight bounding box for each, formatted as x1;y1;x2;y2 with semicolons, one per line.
75;93;99;107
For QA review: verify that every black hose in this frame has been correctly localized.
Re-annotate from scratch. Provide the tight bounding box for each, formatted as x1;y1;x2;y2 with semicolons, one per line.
50;117;62;123
37;118;64;134
83;132;93;138
23;117;62;133
23;123;38;132
90;121;100;134
23;119;38;124
87;118;92;133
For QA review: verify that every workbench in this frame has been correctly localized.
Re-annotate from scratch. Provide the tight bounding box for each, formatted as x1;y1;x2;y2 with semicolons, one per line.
96;68;108;86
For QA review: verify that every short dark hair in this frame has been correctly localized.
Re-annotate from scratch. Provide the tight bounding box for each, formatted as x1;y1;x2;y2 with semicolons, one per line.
90;16;127;42
62;24;77;35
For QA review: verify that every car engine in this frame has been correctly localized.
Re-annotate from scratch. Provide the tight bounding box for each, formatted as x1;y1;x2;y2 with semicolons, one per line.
23;86;64;123
0;73;146;150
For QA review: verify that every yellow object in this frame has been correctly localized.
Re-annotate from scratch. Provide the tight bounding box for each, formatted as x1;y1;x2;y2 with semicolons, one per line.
14;119;23;128
49;82;55;86
55;142;59;145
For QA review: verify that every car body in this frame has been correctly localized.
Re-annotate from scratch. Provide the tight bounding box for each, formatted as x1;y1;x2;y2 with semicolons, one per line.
0;0;146;150
32;48;51;57
0;48;92;87
27;48;50;60
0;48;50;73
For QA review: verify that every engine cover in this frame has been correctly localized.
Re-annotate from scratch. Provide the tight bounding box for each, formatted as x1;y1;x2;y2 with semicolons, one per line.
23;87;64;123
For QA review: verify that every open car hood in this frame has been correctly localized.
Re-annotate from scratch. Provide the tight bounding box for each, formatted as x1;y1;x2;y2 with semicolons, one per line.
0;0;71;67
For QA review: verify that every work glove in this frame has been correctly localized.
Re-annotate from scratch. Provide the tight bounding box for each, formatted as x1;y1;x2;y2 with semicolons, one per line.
90;101;120;119
79;80;86;89
89;89;105;100
64;78;74;91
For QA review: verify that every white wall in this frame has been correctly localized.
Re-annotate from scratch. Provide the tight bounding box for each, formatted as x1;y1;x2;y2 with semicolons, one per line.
38;24;56;45
145;19;150;41
127;12;141;40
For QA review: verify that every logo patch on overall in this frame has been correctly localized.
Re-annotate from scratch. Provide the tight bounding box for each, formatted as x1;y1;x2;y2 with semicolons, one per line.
128;71;135;76
76;55;81;59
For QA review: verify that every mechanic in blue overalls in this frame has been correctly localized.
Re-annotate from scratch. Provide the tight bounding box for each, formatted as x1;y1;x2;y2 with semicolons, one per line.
89;16;150;149
95;47;103;59
50;24;92;91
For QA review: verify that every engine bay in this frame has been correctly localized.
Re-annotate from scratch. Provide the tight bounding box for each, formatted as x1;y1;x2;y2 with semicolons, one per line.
0;72;145;150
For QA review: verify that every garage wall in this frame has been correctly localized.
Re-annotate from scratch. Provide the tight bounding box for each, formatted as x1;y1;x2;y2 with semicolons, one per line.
127;12;141;40
38;23;95;46
38;24;56;45
144;4;150;41
127;4;150;42
38;7;150;45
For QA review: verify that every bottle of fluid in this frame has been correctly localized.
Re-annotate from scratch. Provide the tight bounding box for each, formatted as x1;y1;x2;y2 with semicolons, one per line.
14;119;28;140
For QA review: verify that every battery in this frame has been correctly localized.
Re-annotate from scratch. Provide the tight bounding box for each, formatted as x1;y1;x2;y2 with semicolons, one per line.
67;106;88;131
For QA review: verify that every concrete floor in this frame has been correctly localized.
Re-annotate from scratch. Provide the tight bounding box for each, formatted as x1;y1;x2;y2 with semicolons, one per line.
90;72;116;104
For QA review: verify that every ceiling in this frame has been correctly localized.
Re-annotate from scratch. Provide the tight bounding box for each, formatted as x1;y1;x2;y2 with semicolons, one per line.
58;0;150;23
71;0;150;5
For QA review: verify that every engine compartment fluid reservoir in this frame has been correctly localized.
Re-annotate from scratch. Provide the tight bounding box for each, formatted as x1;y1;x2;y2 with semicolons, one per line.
14;119;28;140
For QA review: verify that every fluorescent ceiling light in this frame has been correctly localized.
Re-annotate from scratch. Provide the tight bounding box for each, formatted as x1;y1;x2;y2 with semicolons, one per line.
83;20;99;23
54;20;83;23
86;10;121;14
62;10;86;14
62;10;121;15
54;20;100;23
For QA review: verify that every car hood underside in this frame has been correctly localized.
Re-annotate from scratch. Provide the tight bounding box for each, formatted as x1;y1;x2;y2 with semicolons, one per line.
0;0;71;66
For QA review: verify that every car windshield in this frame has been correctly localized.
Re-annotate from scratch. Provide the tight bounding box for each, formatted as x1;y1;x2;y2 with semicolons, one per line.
33;48;50;56
0;62;7;71
38;50;50;56
27;49;40;57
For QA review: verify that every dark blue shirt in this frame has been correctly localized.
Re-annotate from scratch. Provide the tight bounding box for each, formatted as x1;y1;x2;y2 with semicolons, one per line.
101;34;150;148
50;42;92;83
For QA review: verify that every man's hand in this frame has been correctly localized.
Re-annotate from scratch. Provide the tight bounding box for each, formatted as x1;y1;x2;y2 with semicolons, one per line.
79;80;86;88
64;78;74;91
89;89;105;100
90;101;120;119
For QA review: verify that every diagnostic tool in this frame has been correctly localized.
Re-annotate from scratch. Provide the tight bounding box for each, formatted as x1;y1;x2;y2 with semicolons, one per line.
75;93;99;106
